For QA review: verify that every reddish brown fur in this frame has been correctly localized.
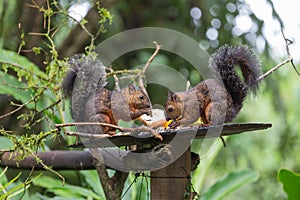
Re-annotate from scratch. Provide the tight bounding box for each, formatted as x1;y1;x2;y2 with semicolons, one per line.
164;45;261;127
165;79;234;126
84;84;151;134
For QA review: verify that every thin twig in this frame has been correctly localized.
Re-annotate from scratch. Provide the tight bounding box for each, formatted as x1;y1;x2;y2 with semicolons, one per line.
20;165;36;200
142;41;162;75
55;122;130;132
256;58;292;83
256;29;299;82
106;69;138;77
20;100;61;128
36;99;61;115
281;29;292;57
121;173;139;199
138;41;162;93
281;29;300;76
65;131;131;138
56;122;163;140
0;98;34;119
29;151;65;185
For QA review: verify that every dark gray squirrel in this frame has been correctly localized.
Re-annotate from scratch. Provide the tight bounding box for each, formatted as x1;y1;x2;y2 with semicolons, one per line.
62;54;152;134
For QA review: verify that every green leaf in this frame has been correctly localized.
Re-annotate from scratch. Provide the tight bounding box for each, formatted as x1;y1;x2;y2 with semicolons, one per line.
0;171;41;200
0;167;8;184
278;169;300;200
64;183;102;199
80;170;105;197
0;71;31;101
32;175;62;189
1;172;22;191
2;182;31;200
0;49;46;79
32;175;102;199
0;137;13;150
201;169;259;200
0;71;45;110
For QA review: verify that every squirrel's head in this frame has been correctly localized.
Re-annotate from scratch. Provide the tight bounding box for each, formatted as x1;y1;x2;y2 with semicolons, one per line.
126;84;152;117
165;91;183;121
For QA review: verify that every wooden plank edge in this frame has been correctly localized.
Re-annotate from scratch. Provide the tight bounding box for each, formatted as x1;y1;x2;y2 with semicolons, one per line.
68;123;272;148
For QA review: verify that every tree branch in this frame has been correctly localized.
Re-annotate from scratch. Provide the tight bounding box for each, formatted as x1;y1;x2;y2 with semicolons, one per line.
137;41;162;93
92;155;128;200
0;151;95;170
256;29;300;83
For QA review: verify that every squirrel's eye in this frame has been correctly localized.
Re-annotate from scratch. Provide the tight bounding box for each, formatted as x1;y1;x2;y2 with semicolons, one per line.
168;107;173;112
139;95;144;100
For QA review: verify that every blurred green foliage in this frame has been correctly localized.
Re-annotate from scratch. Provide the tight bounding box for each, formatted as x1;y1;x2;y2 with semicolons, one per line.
0;0;299;199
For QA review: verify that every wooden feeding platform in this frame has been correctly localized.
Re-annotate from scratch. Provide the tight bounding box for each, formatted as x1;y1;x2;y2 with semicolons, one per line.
68;123;272;148
67;123;272;200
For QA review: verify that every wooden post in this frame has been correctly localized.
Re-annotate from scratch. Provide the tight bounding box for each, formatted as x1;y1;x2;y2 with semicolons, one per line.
151;140;191;200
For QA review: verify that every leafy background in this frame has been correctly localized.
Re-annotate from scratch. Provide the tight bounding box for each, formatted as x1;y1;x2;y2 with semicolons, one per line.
0;0;300;199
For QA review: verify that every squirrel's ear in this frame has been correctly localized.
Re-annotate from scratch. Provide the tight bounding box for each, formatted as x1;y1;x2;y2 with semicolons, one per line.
167;91;173;100
167;91;179;102
128;84;137;94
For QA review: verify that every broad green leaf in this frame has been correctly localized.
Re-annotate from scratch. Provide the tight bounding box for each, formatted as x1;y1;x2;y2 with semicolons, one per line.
32;175;62;189
278;168;300;200
61;184;102;199
32;175;101;199
0;71;54;110
45;187;85;199
201;169;259;200
0;71;44;110
80;170;105;197
0;71;31;102
0;137;13;150
0;49;51;111
0;49;46;79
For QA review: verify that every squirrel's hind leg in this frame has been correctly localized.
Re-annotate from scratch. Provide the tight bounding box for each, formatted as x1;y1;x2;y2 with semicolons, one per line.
96;113;117;134
204;102;227;125
84;113;117;134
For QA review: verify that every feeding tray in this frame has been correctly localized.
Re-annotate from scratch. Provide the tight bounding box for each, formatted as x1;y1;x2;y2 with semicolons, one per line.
67;123;272;148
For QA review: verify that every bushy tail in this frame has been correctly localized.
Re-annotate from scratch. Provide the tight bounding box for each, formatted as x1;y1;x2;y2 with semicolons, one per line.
209;45;261;110
62;54;107;119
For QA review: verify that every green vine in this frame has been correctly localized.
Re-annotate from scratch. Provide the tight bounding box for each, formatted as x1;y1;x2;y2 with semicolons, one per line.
0;0;113;184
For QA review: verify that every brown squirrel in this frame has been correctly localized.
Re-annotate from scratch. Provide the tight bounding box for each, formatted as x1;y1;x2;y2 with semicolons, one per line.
62;54;152;134
164;45;261;127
